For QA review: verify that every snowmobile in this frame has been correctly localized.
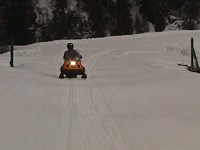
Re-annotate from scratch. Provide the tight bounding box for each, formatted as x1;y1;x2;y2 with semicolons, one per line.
59;58;87;79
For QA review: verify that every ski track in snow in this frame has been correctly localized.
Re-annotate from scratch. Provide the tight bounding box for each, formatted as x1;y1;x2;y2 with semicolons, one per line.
1;31;200;150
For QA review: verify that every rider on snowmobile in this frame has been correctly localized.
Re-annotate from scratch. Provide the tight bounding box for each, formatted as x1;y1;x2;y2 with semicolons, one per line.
63;43;82;61
59;43;84;78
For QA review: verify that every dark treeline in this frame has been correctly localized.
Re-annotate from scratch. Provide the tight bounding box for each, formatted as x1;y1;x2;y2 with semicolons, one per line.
0;0;36;45
0;0;200;45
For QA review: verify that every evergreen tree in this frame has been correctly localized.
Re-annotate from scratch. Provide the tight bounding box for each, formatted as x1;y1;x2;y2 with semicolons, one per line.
167;0;184;10
112;0;133;35
182;0;200;30
51;0;69;39
81;0;108;37
101;0;116;35
36;7;53;41
134;15;149;34
5;0;36;45
75;0;92;38
139;0;167;31
0;1;9;45
65;10;82;39
51;0;90;39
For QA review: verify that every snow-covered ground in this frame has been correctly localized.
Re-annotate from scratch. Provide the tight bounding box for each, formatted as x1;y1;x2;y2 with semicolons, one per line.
1;30;200;150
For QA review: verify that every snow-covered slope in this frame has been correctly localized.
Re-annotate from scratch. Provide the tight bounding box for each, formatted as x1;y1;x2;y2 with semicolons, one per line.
1;31;200;150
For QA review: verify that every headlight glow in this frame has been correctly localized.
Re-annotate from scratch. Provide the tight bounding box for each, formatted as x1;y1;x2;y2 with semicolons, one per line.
70;61;76;66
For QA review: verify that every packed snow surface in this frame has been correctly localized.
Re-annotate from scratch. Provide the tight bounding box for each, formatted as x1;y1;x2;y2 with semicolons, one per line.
1;31;200;150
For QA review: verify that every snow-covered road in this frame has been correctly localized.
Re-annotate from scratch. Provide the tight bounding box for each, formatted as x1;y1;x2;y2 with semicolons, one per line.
1;31;200;150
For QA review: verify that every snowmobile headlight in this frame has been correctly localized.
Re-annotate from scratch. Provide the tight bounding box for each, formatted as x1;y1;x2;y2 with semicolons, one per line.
70;61;76;66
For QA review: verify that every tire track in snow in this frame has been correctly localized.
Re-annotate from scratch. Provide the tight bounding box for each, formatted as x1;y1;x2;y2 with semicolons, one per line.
84;49;118;149
65;79;73;150
89;81;130;150
71;79;115;150
81;48;130;150
65;79;86;150
87;82;116;150
62;48;129;150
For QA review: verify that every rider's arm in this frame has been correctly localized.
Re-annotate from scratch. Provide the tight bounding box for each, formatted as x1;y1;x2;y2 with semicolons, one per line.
75;50;82;59
63;51;67;60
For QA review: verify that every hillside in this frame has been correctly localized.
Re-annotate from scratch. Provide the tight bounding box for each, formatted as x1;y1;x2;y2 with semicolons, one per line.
1;31;200;149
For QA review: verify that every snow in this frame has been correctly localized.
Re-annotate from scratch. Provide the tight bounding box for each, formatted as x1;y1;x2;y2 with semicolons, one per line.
68;0;77;11
165;20;184;31
1;30;200;150
35;0;54;21
148;22;155;32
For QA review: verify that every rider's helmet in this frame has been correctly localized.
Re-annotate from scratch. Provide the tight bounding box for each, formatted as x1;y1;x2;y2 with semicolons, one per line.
67;43;74;50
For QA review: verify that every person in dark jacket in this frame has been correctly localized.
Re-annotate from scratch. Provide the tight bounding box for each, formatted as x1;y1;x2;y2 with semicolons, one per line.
63;43;82;61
